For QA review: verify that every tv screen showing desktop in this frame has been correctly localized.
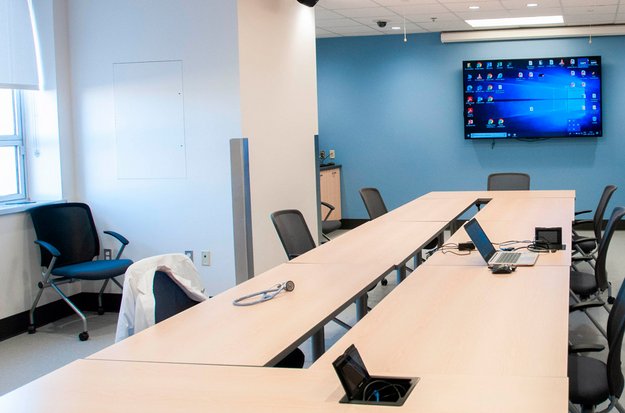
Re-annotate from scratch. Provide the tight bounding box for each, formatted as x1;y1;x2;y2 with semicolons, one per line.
463;56;602;140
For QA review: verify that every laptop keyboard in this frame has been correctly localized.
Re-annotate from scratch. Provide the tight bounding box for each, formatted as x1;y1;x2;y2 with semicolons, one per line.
494;252;521;263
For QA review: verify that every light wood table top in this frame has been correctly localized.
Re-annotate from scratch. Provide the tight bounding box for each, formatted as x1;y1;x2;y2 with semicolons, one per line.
424;218;572;267
90;262;392;366
475;197;575;224
0;359;567;413
312;264;570;378
421;190;575;200
378;196;477;222
292;220;447;266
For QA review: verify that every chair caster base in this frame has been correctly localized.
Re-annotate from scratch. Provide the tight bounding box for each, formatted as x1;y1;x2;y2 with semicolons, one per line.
28;325;36;334
381;278;388;286
98;307;105;315
79;331;89;341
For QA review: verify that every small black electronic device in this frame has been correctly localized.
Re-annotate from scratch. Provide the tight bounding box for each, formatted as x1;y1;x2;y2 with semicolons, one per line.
535;227;564;250
332;344;419;406
458;241;475;251
490;264;516;274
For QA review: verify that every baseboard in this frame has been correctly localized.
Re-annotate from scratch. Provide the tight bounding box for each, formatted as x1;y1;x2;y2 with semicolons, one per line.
0;292;122;343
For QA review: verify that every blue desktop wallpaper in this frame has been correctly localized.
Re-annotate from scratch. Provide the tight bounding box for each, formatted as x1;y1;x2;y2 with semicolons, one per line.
463;56;602;139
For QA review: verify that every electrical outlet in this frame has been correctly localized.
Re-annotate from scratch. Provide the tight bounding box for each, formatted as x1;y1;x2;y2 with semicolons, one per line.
329;149;335;159
201;251;211;266
319;150;326;159
184;250;194;262
103;249;112;260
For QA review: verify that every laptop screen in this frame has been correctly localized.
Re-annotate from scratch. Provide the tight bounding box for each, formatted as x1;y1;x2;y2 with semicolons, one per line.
464;219;497;262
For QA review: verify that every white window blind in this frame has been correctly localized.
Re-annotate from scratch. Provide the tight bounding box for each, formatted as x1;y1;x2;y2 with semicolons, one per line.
0;0;39;90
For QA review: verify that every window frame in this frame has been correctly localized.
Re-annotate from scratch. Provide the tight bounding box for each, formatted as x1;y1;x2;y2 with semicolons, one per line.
0;90;26;203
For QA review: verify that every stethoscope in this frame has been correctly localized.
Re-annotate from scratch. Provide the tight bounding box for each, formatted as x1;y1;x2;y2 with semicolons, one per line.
232;280;295;306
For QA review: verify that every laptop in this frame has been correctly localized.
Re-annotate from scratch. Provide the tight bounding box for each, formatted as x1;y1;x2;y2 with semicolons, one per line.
464;218;538;266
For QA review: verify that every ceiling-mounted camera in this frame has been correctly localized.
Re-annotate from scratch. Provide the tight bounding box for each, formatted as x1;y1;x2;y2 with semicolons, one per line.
376;20;388;28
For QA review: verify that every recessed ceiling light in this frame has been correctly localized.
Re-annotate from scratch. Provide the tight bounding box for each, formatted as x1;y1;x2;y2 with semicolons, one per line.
527;3;539;7
469;5;480;10
466;15;564;28
391;26;401;30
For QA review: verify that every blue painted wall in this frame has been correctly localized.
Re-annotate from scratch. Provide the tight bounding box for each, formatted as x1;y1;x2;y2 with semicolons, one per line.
316;33;625;218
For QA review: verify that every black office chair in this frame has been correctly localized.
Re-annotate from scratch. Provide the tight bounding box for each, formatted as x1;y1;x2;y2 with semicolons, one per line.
570;207;625;339
487;172;530;190
321;201;341;242
271;209;352;330
572;185;617;267
568;279;625;413
359;187;438;265
28;202;133;341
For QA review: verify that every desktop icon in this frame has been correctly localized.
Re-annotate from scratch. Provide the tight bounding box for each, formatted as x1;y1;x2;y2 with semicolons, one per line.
467;74;473;80
487;96;494;102
571;70;576;76
487;73;493;79
487;84;493;91
497;73;503;79
581;70;586;76
570;58;575;65
592;93;597;99
477;74;483;80
559;59;565;66
467;62;472;68
487;119;494;125
486;62;493;69
467;85;473;91
538;60;543;65
497;62;503;68
467;96;474;103
549;59;554;65
467;107;473;115
477;97;484;103
498;85;503;90
498;118;505;125
528;72;534;78
477;62;483;68
570;82;576;88
518;72;523;78
468;119;474;125
528;60;533;66
477;85;483;91
581;82;586;88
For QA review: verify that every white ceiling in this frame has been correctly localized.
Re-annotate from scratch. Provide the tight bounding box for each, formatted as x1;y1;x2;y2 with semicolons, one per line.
314;0;625;37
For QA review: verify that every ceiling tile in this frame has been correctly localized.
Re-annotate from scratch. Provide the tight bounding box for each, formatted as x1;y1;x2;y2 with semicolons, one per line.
318;0;380;9
334;7;398;17
417;20;474;31
500;0;563;9
315;8;347;20
562;5;618;14
564;13;617;24
317;18;365;28
386;3;452;14
405;12;463;22
444;1;506;12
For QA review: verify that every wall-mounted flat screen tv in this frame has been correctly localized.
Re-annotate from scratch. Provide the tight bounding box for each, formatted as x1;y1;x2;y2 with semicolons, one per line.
463;56;602;139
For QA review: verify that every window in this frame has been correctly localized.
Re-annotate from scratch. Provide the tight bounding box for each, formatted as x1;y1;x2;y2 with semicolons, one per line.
0;89;26;202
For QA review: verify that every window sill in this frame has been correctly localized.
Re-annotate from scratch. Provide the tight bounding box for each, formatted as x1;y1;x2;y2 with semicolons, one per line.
0;200;65;216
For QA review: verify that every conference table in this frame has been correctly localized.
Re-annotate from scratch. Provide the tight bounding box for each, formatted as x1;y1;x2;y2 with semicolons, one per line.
0;190;575;412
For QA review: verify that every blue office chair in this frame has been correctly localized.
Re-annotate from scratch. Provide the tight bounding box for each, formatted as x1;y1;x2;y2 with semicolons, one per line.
28;202;133;341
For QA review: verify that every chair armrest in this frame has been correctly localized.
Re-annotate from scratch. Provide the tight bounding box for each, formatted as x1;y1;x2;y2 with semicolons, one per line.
570;300;605;313
569;343;605;353
572;219;593;227
104;231;129;259
104;230;129;245
287;254;301;260
575;209;592;216
34;240;60;257
320;201;335;221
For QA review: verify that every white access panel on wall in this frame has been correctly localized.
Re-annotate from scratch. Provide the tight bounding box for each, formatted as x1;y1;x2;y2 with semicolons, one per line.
113;60;186;179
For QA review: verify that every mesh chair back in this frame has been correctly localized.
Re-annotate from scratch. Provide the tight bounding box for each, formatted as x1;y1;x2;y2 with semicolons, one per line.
153;271;199;324
595;207;625;292
606;280;625;398
487;173;530;191
359;188;388;220
271;209;316;260
592;185;617;240
29;203;100;267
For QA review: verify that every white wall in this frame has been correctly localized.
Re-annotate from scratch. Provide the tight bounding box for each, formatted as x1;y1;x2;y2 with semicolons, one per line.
238;0;319;274
66;0;243;295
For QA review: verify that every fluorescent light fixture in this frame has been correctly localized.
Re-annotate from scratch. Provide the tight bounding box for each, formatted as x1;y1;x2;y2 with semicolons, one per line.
466;15;563;28
527;3;539;7
469;5;480;9
391;26;401;30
